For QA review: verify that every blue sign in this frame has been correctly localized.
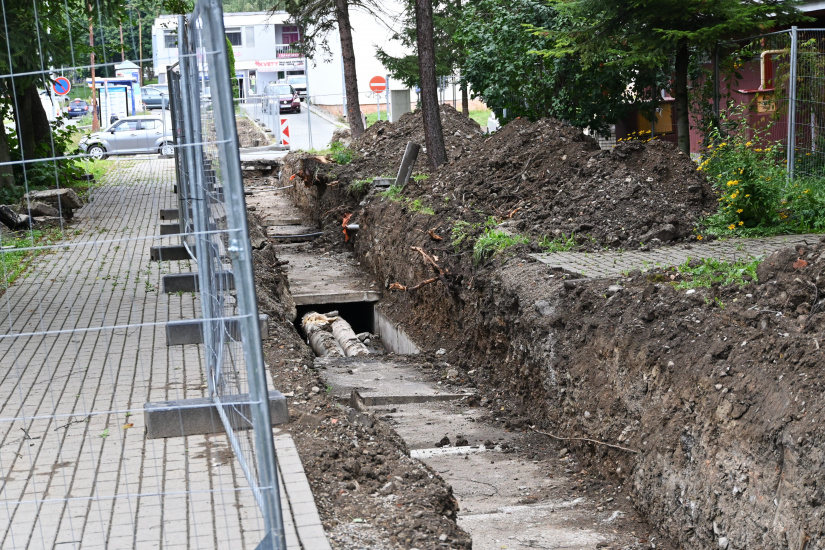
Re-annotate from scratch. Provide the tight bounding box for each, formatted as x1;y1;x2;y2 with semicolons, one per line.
53;77;71;96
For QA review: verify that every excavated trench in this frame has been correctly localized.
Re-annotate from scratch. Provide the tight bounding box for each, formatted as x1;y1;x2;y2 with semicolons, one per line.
263;132;825;550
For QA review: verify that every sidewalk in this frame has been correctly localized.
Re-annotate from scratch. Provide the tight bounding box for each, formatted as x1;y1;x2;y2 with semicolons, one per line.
531;233;821;278
0;158;324;549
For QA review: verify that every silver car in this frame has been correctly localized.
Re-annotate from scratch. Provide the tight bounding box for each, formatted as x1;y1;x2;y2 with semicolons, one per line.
79;115;174;159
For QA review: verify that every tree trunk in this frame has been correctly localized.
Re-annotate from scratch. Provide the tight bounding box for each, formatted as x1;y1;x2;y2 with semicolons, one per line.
334;0;365;139
674;40;690;155
415;0;448;169
15;83;51;161
0;121;14;189
461;84;469;117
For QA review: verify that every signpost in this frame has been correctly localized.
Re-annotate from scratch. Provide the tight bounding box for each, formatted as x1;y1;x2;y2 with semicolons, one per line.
369;76;386;121
53;77;71;96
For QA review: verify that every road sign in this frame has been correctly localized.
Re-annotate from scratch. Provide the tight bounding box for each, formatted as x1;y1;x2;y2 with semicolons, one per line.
53;77;71;96
369;76;386;93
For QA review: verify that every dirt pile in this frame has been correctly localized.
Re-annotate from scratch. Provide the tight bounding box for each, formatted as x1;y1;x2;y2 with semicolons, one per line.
399;117;716;249
347;105;484;179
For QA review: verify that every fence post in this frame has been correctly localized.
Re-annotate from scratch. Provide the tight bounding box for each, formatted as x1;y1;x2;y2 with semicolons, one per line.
787;26;798;181
198;1;287;547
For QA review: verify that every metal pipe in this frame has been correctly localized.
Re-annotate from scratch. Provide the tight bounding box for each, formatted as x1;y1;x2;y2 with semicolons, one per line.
787;27;798;181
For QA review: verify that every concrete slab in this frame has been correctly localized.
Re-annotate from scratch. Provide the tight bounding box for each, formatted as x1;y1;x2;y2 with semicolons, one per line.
144;390;289;438
166;314;269;345
162;271;235;293
314;357;472;405
150;244;193;261
160;208;180;220
159;223;180;235
276;244;381;306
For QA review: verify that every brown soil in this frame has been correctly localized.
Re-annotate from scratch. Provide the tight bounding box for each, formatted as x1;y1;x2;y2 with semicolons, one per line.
236;116;270;148
274;110;825;549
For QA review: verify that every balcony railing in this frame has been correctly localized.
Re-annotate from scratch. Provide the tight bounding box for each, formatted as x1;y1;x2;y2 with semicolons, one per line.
275;44;302;59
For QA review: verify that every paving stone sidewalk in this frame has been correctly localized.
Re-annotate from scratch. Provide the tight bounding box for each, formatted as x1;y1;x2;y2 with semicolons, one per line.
0;158;325;549
530;233;822;279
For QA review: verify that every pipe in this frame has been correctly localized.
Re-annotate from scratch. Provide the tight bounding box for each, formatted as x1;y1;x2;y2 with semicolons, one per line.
760;49;788;90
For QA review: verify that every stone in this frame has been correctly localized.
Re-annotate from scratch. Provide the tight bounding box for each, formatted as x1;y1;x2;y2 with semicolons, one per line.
640;223;677;243
606;285;623;296
379;482;394;495
0;205;29;230
446;368;459;379
718;537;729;549
455;435;469;447
436;435;450;448
25;188;83;210
23;202;60;217
558;447;569;458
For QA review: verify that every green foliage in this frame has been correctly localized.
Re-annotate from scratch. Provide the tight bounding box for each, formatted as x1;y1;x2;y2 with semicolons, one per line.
378;184;404;202
538;233;577;252
473;228;528;265
698;110;825;235
0;228;65;294
375;0;463;88
412;173;429;182
408;199;435;215
674;257;759;290
328;141;353;164
457;0;654;133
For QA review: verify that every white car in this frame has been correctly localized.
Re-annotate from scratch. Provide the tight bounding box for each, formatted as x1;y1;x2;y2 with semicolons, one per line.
79;115;174;159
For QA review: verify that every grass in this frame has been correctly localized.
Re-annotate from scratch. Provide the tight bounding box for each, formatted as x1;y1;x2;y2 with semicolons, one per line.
347;178;371;200
473;228;528;265
0;228;65;294
378;184;404;202
409;199;435;215
674;257;760;289
365;107;491;130
538;233;578;253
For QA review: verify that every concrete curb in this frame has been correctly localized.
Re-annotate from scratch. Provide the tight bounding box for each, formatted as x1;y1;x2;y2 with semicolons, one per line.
307;103;348;129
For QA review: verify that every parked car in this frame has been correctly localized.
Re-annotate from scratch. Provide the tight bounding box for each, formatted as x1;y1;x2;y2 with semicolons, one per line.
66;99;89;118
262;83;301;114
286;75;307;98
141;86;170;110
78;115;174;159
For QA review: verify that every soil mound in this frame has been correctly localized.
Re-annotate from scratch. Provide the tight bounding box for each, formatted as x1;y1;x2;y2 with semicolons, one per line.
401;117;716;249
350;104;484;178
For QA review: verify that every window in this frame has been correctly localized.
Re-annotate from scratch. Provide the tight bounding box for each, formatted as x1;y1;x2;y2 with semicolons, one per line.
163;30;177;49
226;28;242;47
141;120;161;130
114;120;139;132
245;27;255;48
142;88;160;98
282;25;300;44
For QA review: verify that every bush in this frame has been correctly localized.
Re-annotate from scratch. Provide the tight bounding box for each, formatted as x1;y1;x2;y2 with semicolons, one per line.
698;114;825;235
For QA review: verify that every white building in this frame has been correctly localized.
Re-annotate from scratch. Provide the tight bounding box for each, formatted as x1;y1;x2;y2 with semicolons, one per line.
151;5;420;115
152;12;307;98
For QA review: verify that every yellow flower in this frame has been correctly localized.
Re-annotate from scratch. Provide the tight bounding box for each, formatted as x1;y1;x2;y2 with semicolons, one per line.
804;189;810;194
755;148;763;152
745;194;750;197
720;142;727;147
697;235;703;240
737;209;743;213
728;224;736;230
707;145;714;149
738;221;744;225
745;141;752;147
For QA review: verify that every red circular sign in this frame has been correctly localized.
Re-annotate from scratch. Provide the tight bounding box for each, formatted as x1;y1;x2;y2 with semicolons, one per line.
53;77;72;96
369;76;386;93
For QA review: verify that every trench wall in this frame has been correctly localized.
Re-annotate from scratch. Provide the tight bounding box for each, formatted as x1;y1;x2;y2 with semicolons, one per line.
281;155;825;550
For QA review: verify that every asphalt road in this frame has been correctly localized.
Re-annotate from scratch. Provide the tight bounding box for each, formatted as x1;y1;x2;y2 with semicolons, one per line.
241;100;340;152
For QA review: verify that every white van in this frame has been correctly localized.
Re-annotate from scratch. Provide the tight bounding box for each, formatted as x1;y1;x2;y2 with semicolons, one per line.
39;91;63;121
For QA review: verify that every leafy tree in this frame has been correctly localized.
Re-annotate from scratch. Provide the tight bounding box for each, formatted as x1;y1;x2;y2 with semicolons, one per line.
458;0;658;133
415;0;447;168
536;0;807;154
282;0;387;139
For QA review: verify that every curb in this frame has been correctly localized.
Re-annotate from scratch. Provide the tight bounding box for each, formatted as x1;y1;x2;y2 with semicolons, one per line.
307;103;348;129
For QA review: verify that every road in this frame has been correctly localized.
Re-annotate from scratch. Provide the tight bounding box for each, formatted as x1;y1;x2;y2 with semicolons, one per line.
241;100;341;152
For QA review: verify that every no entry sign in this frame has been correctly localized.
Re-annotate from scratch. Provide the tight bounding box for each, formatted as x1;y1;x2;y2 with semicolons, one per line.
53;77;71;96
369;76;386;93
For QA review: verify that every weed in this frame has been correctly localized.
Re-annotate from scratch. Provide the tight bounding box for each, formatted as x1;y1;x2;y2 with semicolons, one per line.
348;178;372;200
538;233;577;253
378;185;404;202
412;173;429;182
328;141;353;164
473;228;528;265
409;199;435;215
675;257;759;289
0;229;65;294
100;429;109;439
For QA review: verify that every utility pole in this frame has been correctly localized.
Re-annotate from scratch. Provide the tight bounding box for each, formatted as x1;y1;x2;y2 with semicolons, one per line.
89;2;99;131
138;11;144;85
120;21;125;61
